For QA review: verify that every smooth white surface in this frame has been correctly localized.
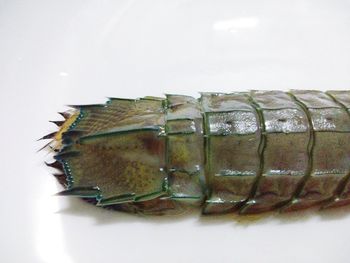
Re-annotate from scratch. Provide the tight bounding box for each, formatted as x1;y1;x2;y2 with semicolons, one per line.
1;0;350;262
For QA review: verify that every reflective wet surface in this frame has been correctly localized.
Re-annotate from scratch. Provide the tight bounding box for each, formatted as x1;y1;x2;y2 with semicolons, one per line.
1;0;350;262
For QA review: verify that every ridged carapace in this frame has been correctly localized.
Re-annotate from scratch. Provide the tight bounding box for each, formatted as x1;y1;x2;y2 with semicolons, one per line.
42;90;350;215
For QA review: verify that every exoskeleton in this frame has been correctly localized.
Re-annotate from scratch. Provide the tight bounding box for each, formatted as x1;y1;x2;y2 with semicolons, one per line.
43;90;350;215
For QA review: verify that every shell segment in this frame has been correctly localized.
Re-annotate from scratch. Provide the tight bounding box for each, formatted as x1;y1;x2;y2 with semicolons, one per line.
241;91;310;213
323;91;350;208
283;90;350;211
165;95;205;204
55;98;169;209
200;93;261;214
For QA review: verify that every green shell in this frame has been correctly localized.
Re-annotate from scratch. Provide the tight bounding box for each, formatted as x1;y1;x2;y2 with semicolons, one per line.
45;90;350;215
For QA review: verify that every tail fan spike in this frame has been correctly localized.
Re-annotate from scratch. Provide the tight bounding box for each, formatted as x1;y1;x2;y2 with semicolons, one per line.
58;111;71;120
50;120;64;127
45;161;64;171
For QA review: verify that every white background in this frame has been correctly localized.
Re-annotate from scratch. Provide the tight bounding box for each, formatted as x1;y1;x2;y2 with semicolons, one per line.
1;0;350;262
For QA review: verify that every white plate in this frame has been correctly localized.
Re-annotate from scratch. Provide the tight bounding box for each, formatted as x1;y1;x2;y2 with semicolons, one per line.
1;1;350;262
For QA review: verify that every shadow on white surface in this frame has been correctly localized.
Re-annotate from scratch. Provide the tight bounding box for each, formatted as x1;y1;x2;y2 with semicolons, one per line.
56;194;350;226
56;197;200;225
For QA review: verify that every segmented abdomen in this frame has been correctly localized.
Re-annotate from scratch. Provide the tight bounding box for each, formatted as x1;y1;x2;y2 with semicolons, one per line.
46;90;350;215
